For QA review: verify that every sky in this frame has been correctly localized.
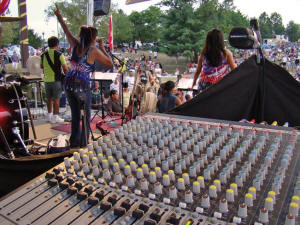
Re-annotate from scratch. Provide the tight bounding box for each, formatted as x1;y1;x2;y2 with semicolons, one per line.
6;0;300;39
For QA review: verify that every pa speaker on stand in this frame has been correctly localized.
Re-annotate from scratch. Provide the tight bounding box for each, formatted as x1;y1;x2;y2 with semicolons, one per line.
94;0;111;16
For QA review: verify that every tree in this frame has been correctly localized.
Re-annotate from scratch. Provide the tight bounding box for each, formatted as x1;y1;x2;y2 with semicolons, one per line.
45;0;88;36
129;6;163;43
159;0;248;61
258;12;274;39
286;21;300;42
270;12;285;35
0;22;19;47
112;9;134;44
28;29;43;48
160;0;201;61
222;0;235;10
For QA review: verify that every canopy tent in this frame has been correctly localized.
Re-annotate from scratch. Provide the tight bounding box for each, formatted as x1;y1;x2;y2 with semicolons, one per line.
169;56;300;127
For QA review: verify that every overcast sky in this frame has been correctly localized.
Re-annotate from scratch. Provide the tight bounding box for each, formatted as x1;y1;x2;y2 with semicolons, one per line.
6;0;300;39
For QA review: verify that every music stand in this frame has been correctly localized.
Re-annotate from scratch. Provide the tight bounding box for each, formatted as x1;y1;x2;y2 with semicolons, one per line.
90;72;118;121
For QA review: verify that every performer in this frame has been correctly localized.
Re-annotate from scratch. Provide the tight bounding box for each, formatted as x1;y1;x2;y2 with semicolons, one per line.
54;5;112;148
191;29;236;93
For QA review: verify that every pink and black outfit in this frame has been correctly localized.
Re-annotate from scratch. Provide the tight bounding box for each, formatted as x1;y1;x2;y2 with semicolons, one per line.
198;55;229;92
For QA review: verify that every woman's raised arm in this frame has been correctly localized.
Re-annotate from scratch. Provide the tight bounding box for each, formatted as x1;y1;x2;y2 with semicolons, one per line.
54;4;78;48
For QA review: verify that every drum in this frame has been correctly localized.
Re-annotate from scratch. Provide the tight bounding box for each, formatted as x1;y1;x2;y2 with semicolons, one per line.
0;82;29;149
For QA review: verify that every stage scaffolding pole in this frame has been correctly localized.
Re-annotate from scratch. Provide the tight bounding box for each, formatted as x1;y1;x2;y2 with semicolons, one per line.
18;0;29;68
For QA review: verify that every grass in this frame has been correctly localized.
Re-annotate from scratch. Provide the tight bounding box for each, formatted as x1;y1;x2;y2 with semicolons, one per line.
118;50;190;74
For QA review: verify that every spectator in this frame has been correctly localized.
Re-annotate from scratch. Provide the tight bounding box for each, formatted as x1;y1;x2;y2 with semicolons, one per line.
153;51;158;59
11;52;19;71
122;82;130;110
110;76;120;94
107;90;122;116
124;70;135;93
91;81;104;110
185;94;192;102
157;81;181;113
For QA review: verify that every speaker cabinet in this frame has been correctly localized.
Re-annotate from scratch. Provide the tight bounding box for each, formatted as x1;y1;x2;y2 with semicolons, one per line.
94;0;111;16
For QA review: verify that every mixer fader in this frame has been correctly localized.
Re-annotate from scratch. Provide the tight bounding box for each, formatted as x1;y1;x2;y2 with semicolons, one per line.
0;114;300;225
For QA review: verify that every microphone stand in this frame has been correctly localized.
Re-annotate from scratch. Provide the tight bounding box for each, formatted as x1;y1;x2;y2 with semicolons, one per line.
106;49;126;126
250;19;266;122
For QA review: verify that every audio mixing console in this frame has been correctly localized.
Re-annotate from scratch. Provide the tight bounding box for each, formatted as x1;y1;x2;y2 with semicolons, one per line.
0;114;300;225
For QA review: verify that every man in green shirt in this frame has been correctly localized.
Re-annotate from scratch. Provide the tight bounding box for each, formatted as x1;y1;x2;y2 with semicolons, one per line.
41;36;68;124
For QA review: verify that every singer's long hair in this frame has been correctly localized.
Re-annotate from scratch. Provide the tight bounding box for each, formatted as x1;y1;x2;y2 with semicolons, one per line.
202;29;226;67
77;26;98;54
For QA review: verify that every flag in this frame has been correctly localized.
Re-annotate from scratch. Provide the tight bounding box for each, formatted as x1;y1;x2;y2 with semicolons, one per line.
108;15;113;52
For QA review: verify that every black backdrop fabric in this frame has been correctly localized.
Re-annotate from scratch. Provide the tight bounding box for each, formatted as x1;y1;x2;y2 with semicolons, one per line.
170;56;300;127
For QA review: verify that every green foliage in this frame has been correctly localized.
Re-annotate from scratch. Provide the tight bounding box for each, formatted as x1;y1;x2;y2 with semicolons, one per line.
1;22;19;46
28;29;43;48
270;12;285;35
286;21;300;42
160;0;249;61
129;6;163;43
258;12;273;39
45;0;88;37
112;10;134;44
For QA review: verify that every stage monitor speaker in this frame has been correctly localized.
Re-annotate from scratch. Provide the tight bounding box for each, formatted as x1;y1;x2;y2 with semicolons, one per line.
228;27;256;49
94;0;111;16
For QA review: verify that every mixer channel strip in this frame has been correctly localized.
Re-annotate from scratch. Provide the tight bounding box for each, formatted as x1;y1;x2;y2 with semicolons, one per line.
0;114;299;225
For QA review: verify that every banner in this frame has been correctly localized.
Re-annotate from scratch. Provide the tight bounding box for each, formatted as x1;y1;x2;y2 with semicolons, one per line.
125;0;151;5
108;15;113;52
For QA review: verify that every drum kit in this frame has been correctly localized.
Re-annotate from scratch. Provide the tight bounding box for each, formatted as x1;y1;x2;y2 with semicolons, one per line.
0;70;34;159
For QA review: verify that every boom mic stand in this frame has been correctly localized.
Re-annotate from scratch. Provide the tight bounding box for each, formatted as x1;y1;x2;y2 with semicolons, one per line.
106;49;127;126
250;19;266;122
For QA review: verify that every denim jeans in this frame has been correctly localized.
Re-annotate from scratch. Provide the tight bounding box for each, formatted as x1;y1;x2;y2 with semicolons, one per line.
66;88;91;148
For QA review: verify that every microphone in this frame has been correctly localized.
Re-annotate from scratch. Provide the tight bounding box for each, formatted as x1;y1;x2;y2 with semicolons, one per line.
250;19;262;45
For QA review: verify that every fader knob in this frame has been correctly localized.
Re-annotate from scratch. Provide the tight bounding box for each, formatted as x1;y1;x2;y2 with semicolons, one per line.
140;178;149;191
245;193;253;207
177;178;185;191
88;196;99;206
48;179;58;187
67;186;78;195
238;203;247;219
77;191;88;200
209;185;217;198
162;174;170;187
259;208;269;223
154;182;163;195
183;173;190;185
127;175;135;188
289;202;299;217
192;181;200;194
226;189;234;202
264;197;274;211
219;198;228;213
169;186;178;200
285;214;295;225
185;190;193;204
201;194;210;208
149;171;157;183
59;181;69;190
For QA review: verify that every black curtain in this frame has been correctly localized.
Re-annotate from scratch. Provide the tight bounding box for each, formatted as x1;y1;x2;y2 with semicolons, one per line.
170;56;300;127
